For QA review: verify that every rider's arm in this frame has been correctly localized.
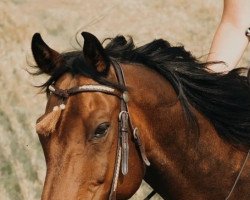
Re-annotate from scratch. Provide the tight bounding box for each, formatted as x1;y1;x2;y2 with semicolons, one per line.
207;0;250;72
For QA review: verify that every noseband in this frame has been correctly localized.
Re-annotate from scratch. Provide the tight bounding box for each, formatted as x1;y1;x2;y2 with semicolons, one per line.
48;60;152;200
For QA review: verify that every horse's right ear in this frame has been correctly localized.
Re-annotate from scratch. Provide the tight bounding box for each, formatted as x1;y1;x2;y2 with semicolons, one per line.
31;33;61;75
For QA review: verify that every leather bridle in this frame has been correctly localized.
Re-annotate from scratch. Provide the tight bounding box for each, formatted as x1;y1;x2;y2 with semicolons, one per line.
48;60;152;200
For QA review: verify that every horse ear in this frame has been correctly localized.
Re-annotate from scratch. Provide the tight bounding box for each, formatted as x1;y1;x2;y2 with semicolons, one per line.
31;33;61;75
81;32;110;75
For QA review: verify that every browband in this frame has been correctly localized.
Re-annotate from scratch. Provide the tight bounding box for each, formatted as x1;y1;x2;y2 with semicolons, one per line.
48;84;123;99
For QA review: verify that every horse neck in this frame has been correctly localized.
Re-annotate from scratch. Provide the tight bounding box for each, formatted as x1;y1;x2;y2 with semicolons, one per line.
122;63;248;200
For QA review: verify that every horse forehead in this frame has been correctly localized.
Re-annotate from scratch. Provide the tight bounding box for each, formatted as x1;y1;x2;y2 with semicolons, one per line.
65;75;118;115
75;91;118;116
77;75;99;85
55;73;75;89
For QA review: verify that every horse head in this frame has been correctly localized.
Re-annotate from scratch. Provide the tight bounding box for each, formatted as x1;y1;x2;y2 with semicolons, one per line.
32;32;147;200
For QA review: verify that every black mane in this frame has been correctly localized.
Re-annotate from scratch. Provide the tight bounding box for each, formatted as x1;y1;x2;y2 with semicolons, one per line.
104;36;250;148
34;35;250;148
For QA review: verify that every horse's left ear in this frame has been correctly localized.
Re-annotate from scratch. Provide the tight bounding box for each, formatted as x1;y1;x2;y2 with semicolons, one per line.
81;32;110;75
31;33;61;75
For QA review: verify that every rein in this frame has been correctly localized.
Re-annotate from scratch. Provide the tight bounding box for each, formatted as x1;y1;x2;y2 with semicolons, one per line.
225;149;250;200
48;60;152;200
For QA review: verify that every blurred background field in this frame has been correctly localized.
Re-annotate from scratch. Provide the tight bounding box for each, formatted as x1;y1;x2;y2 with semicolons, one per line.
0;0;249;199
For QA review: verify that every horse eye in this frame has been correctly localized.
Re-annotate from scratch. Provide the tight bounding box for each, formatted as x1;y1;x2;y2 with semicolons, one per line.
94;122;110;138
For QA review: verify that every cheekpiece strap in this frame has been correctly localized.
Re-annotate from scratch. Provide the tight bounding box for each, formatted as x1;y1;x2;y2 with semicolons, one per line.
119;111;129;175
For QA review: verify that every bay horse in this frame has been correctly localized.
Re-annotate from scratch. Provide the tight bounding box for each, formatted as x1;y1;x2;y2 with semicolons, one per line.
31;32;250;200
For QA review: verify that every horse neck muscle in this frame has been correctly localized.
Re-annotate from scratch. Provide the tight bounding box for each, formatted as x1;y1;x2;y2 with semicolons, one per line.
123;64;248;200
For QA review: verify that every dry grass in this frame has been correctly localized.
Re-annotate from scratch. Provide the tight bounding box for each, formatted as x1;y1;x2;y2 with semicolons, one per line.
0;0;249;199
